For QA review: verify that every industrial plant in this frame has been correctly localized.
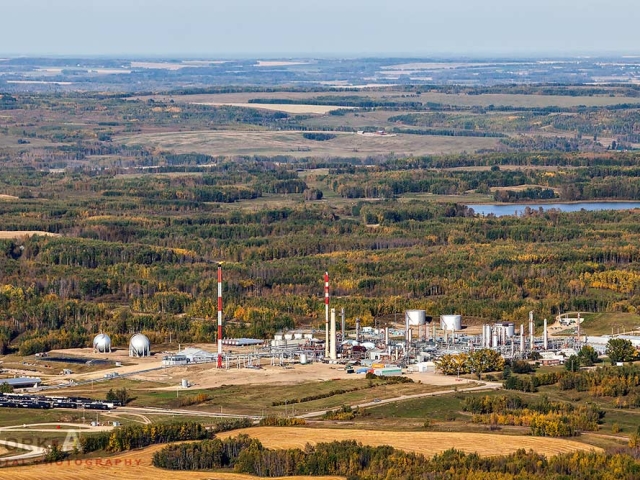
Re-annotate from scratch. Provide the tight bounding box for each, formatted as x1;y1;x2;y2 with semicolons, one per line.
72;269;637;380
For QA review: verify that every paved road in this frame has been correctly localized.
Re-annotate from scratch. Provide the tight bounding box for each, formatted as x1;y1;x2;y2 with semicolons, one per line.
0;423;112;462
0;439;47;461
297;381;503;419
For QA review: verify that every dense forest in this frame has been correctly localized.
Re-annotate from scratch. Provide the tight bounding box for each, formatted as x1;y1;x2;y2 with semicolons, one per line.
2;88;640;352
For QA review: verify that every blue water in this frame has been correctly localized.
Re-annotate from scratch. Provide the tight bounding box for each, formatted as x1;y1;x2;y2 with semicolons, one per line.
467;202;640;217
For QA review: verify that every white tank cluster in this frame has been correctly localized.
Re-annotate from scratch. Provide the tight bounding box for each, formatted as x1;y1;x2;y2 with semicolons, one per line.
93;333;111;353
440;314;462;331
483;322;516;348
129;333;151;357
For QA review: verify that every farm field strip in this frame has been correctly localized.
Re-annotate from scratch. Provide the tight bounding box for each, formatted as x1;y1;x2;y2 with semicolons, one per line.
192;102;351;114
217;426;602;457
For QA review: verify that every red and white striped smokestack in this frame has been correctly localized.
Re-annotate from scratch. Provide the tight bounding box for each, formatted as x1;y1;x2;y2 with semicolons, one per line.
324;271;330;358
217;263;223;368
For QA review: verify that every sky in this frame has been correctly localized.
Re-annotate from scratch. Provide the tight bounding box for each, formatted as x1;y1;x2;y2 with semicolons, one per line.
1;0;639;57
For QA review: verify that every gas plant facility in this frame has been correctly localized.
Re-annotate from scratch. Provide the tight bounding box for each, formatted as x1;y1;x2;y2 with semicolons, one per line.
154;269;601;374
91;267;638;374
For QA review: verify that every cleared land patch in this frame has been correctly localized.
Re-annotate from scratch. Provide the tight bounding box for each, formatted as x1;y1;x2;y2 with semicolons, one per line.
0;231;59;239
119;130;500;157
192;102;349;114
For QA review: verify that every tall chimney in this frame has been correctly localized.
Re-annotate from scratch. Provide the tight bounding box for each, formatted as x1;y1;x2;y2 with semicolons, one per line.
520;324;525;352
356;317;361;343
385;326;389;346
576;312;580;341
543;318;548;350
330;308;337;360
482;324;486;348
324;272;329;358
341;308;345;340
529;311;534;351
217;263;223;369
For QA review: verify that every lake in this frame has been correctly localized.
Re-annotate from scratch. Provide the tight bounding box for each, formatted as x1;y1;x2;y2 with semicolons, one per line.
467;202;640;217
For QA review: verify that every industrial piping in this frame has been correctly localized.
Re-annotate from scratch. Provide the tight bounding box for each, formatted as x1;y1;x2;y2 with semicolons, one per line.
217;263;223;369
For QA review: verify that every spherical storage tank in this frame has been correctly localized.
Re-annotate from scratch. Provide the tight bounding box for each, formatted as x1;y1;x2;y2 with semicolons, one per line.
440;314;462;331
406;310;426;326
129;333;151;357
93;333;111;353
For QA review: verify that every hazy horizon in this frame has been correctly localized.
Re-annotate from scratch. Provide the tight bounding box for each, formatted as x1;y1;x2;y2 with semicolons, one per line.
2;0;639;57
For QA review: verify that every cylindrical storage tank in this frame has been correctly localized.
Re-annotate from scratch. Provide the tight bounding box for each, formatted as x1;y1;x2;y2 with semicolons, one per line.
274;334;283;341
284;333;293;340
181;379;189;388
93;334;111;353
129;333;151;357
299;353;307;364
294;333;303;340
492;332;499;347
440;315;462;331
502;322;515;337
406;310;427;326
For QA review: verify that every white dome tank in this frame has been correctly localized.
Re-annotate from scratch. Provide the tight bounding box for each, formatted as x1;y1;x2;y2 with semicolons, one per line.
93;333;111;353
129;333;151;357
440;314;462;331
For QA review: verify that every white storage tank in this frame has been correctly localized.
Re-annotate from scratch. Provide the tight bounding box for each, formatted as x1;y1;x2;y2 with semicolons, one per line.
129;333;151;357
294;333;303;340
299;353;308;364
181;379;189;388
406;310;427;326
274;334;284;341
440;314;462;331
93;333;111;353
284;333;293;340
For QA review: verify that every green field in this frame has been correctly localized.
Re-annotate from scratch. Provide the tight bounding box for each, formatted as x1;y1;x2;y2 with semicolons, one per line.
579;312;640;336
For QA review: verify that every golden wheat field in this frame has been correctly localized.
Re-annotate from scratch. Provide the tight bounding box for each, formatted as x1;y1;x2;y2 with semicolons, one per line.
0;427;601;479
217;427;602;457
